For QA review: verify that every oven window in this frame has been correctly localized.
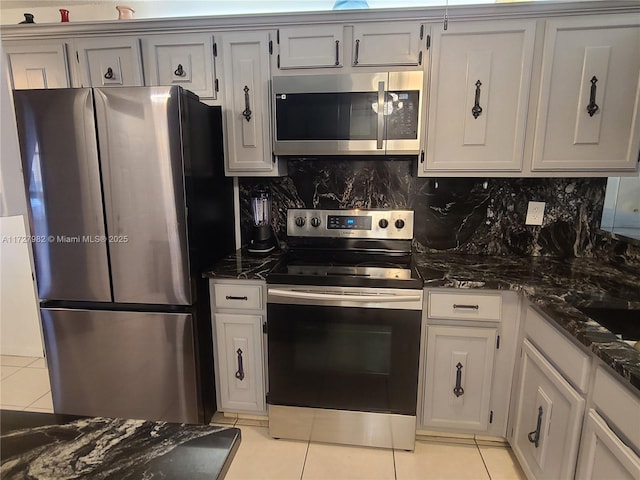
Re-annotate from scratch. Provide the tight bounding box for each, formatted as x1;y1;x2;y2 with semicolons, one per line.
267;304;420;415
275;92;378;141
294;322;392;376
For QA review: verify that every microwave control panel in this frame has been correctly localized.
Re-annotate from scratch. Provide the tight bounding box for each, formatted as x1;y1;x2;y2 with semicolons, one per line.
386;91;420;140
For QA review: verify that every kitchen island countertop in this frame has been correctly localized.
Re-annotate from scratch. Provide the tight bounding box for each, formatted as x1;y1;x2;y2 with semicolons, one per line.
0;410;241;480
204;249;640;391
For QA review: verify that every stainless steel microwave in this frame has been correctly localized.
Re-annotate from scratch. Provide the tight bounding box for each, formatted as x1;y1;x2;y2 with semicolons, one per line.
272;71;423;156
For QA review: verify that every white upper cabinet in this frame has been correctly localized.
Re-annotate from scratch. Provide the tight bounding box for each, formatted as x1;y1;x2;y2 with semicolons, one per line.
5;42;71;89
421;20;535;174
75;37;144;87
352;22;424;67
277;25;344;69
142;33;217;99
219;31;282;176
532;15;640;172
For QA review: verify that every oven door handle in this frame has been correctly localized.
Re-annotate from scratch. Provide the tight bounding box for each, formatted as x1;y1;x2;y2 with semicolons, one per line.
268;288;421;303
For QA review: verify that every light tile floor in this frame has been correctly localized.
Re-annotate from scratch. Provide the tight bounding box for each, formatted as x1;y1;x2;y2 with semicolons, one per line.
1;355;526;479
221;416;526;480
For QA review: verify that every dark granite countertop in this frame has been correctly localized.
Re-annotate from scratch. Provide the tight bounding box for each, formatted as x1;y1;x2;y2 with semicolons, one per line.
0;410;241;479
203;249;640;392
203;248;284;281
413;253;640;391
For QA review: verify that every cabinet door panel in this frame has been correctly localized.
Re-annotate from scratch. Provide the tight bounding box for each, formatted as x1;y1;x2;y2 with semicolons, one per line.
532;15;640;171
423;20;535;173
353;22;423;66
423;326;496;431
143;34;216;98
512;339;584;480
220;31;276;175
214;313;265;413
76;37;143;87
5;43;70;89
576;410;640;480
278;26;343;69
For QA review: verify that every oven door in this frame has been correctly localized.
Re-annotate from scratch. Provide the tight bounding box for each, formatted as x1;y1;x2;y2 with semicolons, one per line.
272;72;422;156
266;286;422;415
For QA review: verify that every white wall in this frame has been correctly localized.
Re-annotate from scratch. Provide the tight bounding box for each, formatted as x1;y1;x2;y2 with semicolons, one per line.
0;44;44;357
615;176;640;229
0;0;493;25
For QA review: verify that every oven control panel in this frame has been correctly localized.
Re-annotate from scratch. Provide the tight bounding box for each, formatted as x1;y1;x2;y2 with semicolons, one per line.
287;209;414;239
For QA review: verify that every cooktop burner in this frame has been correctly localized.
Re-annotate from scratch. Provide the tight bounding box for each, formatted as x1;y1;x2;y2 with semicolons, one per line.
266;208;423;289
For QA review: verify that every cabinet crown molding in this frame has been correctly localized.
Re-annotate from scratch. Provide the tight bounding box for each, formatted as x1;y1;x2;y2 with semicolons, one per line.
2;0;638;41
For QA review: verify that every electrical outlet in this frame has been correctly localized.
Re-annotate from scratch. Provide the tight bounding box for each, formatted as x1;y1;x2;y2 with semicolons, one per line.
526;201;546;226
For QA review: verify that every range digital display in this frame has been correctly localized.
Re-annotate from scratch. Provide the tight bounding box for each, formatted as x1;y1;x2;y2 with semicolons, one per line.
327;215;372;230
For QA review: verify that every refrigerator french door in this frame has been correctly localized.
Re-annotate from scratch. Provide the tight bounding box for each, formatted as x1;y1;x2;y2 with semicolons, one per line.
14;86;234;424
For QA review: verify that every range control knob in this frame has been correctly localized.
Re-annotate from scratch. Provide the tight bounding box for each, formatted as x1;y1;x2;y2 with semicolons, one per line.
311;217;321;228
378;219;389;229
395;219;405;229
295;217;305;227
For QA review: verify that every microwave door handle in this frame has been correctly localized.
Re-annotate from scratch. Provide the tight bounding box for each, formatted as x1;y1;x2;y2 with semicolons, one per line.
377;81;385;150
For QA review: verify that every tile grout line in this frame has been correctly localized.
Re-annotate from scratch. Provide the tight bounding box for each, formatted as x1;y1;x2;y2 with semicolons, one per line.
392;448;396;480
25;389;52;409
0;365;25;382
475;438;493;480
299;439;311;480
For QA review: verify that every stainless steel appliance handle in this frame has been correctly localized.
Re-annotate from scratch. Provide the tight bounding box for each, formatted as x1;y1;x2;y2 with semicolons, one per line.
268;288;421;303
377;81;385;150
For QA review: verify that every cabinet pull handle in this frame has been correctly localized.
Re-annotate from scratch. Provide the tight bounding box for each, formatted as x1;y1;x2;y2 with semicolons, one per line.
235;348;245;381
586;76;599;117
174;64;185;77
453;362;464;397
527;406;543;448
354;39;360;65
335;40;340;66
242;85;252;122
472;80;483;119
377;81;385;150
104;67;114;80
226;295;248;301
453;304;479;310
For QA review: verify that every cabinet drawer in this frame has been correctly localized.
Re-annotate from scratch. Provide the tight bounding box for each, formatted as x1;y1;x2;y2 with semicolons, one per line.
428;292;502;322
592;366;640;450
213;284;263;310
525;307;591;393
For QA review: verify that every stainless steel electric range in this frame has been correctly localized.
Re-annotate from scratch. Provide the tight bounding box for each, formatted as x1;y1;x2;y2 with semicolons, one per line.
266;208;423;450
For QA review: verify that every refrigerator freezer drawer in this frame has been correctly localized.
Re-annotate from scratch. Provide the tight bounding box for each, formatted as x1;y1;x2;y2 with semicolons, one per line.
41;308;200;423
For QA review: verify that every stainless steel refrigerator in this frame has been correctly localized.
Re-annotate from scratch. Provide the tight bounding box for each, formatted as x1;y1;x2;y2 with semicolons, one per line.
13;86;235;424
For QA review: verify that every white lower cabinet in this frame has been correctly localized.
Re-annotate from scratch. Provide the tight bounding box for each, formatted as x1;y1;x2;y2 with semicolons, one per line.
420;290;520;437
210;279;267;415
214;313;266;413
423;325;496;431
576;410;640;480
512;339;585;480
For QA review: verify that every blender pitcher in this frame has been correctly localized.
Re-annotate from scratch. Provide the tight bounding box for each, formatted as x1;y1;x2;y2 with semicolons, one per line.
248;189;275;254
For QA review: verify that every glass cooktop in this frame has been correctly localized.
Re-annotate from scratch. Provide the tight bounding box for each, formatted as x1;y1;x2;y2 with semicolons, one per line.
267;253;423;289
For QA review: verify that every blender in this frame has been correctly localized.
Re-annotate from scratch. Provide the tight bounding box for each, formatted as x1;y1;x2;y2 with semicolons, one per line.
248;188;276;255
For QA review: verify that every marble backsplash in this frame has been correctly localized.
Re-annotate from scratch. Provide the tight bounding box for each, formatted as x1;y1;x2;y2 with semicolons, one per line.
239;158;637;262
